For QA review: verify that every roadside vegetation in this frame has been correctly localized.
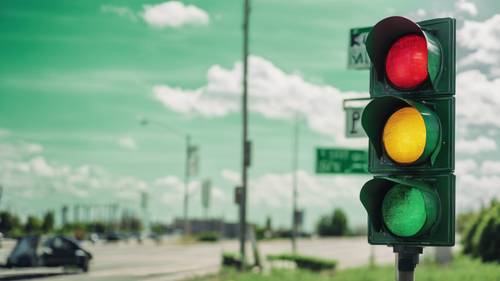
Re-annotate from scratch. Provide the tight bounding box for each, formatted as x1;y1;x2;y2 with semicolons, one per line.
461;199;500;262
202;256;500;281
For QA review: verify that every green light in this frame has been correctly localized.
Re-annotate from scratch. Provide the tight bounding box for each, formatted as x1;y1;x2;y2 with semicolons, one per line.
382;184;427;237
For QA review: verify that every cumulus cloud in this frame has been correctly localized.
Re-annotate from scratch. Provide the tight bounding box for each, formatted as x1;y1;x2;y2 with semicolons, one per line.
450;158;500;211
154;56;366;146
221;169;240;184
142;1;209;28
455;0;478;16
101;5;137;21
480;160;500;175
456;136;497;154
456;159;478;175
456;70;500;128
26;143;43;154
0;139;152;216
458;15;500;69
408;1;478;21
0;128;10;138
118;136;137;150
220;169;369;227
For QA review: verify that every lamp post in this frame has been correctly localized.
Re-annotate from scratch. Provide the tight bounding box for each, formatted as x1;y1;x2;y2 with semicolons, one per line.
138;116;195;236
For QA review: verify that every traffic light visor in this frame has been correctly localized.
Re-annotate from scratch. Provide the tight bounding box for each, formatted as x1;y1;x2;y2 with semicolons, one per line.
366;16;442;89
360;177;440;238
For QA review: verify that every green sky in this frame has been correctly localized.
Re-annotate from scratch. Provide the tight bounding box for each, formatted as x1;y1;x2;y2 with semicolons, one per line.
1;0;499;230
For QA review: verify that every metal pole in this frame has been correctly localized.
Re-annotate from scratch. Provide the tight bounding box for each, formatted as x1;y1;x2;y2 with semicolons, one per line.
291;114;299;254
393;246;422;281
184;134;191;236
239;0;250;270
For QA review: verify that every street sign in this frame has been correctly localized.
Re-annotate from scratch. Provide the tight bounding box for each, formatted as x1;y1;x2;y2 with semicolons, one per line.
348;27;372;69
201;179;211;209
315;148;368;174
294;209;304;227
345;107;366;138
234;186;243;205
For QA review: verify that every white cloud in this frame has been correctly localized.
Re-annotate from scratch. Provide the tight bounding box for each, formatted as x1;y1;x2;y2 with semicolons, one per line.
455;159;500;211
416;9;427;17
456;70;500;128
456;159;478;175
455;0;478;16
220;169;369;227
26;143;43;154
154;56;366;146
480;160;500;175
456;136;497;154
118;136;137;150
221;169;240;184
457;173;500;211
458;15;500;68
0;128;10;138
30;156;56;177
407;3;476;21
142;1;209;28
101;5;137;21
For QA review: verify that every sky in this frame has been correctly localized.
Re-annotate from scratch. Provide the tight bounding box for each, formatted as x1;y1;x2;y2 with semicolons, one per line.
0;0;499;231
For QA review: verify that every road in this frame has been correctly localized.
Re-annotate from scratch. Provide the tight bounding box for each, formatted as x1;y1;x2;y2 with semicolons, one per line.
0;237;397;281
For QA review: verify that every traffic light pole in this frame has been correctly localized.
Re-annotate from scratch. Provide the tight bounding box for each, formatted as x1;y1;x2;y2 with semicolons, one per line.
239;0;250;270
393;246;422;281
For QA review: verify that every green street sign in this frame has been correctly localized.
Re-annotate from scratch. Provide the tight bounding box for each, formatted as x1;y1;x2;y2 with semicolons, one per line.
315;148;368;174
348;27;372;69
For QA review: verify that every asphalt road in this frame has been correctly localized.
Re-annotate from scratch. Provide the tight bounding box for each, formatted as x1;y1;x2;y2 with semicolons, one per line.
0;237;397;281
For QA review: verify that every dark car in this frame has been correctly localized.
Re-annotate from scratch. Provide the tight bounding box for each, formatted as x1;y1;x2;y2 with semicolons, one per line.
104;231;123;242
6;235;92;272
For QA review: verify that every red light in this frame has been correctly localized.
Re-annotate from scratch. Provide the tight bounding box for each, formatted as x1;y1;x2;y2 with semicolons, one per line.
385;34;428;90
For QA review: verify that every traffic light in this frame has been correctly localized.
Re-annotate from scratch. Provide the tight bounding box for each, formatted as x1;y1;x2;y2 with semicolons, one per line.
359;16;455;246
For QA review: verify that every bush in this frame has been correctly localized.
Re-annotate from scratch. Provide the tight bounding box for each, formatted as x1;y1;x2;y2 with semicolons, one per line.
222;252;241;268
462;201;500;262
197;231;219;242
267;253;337;271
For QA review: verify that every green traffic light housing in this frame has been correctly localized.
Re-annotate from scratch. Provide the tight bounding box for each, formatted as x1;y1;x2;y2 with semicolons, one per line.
360;15;455;248
360;175;455;246
366;16;455;98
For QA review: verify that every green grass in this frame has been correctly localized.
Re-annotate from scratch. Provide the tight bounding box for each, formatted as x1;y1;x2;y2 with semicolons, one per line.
196;256;500;281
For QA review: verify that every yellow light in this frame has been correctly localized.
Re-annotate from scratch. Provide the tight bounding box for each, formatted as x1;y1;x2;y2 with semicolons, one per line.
383;107;426;164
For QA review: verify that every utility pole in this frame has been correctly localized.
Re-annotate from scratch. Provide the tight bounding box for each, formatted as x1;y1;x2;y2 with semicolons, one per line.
184;134;191;236
239;0;251;270
291;114;299;254
138;116;196;237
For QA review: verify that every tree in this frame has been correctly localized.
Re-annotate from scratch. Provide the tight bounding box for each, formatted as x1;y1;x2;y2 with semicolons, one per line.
42;211;55;233
462;201;500;262
316;208;349;237
0;211;21;236
24;216;42;234
331;208;348;236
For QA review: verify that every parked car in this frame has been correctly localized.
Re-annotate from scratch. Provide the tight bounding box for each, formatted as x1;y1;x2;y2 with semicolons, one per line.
6;235;92;272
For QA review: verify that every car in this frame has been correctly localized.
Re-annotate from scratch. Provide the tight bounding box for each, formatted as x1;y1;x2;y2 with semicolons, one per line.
104;231;123;242
6;235;92;272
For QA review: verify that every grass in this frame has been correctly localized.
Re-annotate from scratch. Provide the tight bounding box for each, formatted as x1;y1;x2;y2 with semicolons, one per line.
195;256;500;281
